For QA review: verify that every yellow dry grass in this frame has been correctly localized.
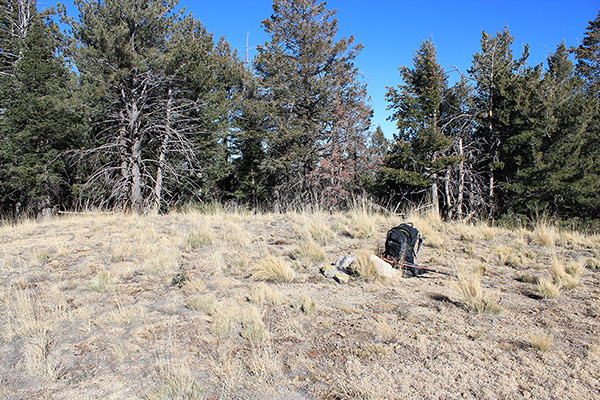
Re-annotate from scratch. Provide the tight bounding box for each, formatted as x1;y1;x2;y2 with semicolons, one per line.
251;255;296;283
529;331;553;352
0;207;598;399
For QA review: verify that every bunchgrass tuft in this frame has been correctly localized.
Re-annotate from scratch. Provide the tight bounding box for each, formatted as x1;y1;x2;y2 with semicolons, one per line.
241;306;268;345
585;257;600;270
186;294;217;314
529;331;553;352
89;270;116;292
536;277;561;299
457;273;503;314
251;255;296;283
181;225;212;250
294;241;326;264
531;220;559;248
247;283;285;306
353;250;380;281
551;258;579;290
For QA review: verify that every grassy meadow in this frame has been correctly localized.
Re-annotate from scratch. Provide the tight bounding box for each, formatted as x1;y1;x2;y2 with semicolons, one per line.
0;205;599;399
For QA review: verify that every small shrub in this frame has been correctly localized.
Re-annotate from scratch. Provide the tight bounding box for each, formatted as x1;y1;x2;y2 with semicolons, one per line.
251;255;296;283
529;331;553;352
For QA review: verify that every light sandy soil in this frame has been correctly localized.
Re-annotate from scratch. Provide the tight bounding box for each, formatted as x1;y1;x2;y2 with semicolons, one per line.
0;208;599;399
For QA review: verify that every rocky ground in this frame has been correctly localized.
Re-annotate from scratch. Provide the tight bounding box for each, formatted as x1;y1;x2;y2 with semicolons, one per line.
0;207;599;399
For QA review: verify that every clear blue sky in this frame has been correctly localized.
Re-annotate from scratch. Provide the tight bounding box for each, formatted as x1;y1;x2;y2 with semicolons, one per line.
62;0;599;138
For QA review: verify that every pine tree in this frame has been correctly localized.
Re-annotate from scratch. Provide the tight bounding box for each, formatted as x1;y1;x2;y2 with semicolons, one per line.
573;10;600;94
383;39;457;216
0;10;83;216
70;0;245;212
468;27;533;215
254;0;371;206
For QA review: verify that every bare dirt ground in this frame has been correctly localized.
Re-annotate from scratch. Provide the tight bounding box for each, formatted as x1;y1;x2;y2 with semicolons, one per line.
0;207;599;399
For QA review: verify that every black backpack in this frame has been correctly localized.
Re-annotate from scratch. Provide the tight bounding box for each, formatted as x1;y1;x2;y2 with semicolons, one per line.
382;223;423;265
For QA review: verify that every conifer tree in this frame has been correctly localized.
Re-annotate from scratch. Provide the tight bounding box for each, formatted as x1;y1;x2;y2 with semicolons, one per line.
70;0;244;212
254;0;371;206
383;39;457;216
0;9;83;216
468;28;533;215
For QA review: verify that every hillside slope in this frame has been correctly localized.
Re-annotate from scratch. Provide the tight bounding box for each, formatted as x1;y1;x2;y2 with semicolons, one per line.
1;209;599;399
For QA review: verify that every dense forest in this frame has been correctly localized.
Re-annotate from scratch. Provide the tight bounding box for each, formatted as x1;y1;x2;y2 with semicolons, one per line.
0;0;599;225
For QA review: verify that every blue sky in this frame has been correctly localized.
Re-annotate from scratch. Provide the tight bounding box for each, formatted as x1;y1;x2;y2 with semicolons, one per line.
62;0;599;137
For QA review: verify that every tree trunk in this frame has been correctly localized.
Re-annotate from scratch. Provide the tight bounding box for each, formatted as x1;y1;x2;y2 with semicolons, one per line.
457;137;464;219
431;177;440;218
153;87;173;213
444;169;452;219
131;136;143;215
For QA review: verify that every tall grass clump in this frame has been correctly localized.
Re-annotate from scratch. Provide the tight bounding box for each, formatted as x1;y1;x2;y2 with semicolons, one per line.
457;272;503;314
181;224;212;250
551;258;580;290
531;219;559;248
294;241;326;264
251;255;296;283
353;249;380;281
536;277;561;299
298;213;334;245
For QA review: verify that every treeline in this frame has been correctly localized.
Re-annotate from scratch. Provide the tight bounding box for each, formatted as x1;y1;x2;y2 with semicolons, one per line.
0;0;599;224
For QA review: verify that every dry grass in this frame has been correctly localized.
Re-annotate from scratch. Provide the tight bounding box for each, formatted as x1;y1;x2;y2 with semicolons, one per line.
181;224;213;250
457;271;504;314
353;249;381;281
247;283;286;306
1;208;598;399
297;213;334;245
529;331;553;352
294;240;326;264
240;306;268;345
551;258;580;290
531;219;559;248
536;277;561;299
186;294;217;314
251;255;296;283
347;208;379;238
89;270;117;292
146;363;205;400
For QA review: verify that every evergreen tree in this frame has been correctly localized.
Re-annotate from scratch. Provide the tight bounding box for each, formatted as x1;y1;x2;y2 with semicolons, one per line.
254;0;371;206
468;28;532;215
383;39;457;216
70;0;244;213
0;10;83;216
573;10;600;94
